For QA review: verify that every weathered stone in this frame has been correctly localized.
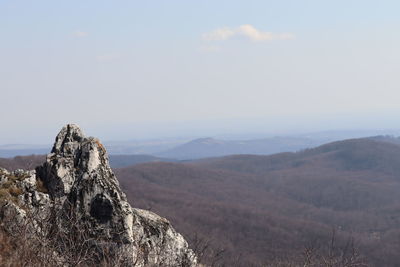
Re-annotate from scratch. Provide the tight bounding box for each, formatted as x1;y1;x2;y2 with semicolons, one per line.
0;124;197;266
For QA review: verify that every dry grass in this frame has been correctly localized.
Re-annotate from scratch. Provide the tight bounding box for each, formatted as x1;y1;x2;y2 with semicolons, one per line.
0;230;16;265
36;178;48;193
9;185;23;197
0;206;138;267
1;180;12;189
0;174;24;205
95;139;106;153
0;188;11;199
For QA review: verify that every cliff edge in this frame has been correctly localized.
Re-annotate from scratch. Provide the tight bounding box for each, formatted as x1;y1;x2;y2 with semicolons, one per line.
0;124;197;266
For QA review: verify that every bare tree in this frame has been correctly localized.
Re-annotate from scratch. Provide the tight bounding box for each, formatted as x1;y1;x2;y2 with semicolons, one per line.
265;228;369;267
189;232;226;267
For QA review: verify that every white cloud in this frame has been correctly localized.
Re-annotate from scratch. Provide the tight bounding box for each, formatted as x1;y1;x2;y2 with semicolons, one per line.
73;31;88;38
202;27;235;41
202;24;295;42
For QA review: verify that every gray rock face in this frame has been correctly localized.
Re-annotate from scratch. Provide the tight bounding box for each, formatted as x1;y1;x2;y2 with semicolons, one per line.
0;124;197;266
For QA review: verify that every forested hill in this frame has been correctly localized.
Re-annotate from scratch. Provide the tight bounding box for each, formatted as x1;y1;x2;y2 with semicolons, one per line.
3;137;400;265
116;138;400;266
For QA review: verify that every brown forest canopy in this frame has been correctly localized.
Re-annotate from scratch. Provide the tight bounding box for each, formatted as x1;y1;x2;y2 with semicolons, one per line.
116;138;400;266
2;138;400;266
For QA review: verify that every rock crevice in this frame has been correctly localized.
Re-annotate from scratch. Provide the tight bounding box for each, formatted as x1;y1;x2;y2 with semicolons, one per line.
0;124;197;266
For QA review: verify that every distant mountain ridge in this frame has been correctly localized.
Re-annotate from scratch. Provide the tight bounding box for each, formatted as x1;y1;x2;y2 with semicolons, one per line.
115;137;400;266
2;131;400;160
4;135;400;265
108;154;176;168
0;154;174;170
4;135;400;170
157;136;329;160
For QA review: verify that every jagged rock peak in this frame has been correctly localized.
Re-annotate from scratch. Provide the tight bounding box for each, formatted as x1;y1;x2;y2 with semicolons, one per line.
2;124;197;266
50;124;109;169
37;124;117;198
52;123;85;155
47;124;197;265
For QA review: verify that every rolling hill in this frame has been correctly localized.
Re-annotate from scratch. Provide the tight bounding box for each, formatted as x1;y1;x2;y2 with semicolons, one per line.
157;136;326;160
115;138;400;266
3;137;400;265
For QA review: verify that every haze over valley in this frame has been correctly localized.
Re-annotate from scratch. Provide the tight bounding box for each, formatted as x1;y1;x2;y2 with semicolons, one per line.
2;1;400;266
4;134;400;266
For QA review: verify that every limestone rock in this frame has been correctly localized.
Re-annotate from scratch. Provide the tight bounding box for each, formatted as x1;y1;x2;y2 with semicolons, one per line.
0;124;197;266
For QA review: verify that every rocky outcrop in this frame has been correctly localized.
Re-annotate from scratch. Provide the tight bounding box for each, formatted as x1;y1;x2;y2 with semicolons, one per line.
0;124;197;266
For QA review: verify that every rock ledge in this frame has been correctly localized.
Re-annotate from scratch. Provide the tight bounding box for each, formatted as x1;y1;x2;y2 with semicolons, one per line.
0;124;197;266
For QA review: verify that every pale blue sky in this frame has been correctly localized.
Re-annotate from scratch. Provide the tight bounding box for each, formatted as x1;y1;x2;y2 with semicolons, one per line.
1;1;400;144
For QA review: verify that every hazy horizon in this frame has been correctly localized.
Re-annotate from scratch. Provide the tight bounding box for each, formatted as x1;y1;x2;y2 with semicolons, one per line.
3;2;400;265
2;115;400;146
2;1;400;144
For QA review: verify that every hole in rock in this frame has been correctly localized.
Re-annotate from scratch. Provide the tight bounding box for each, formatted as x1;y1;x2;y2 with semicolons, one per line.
90;194;113;223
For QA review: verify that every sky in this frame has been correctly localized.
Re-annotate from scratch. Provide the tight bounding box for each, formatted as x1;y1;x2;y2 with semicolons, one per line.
1;0;400;144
